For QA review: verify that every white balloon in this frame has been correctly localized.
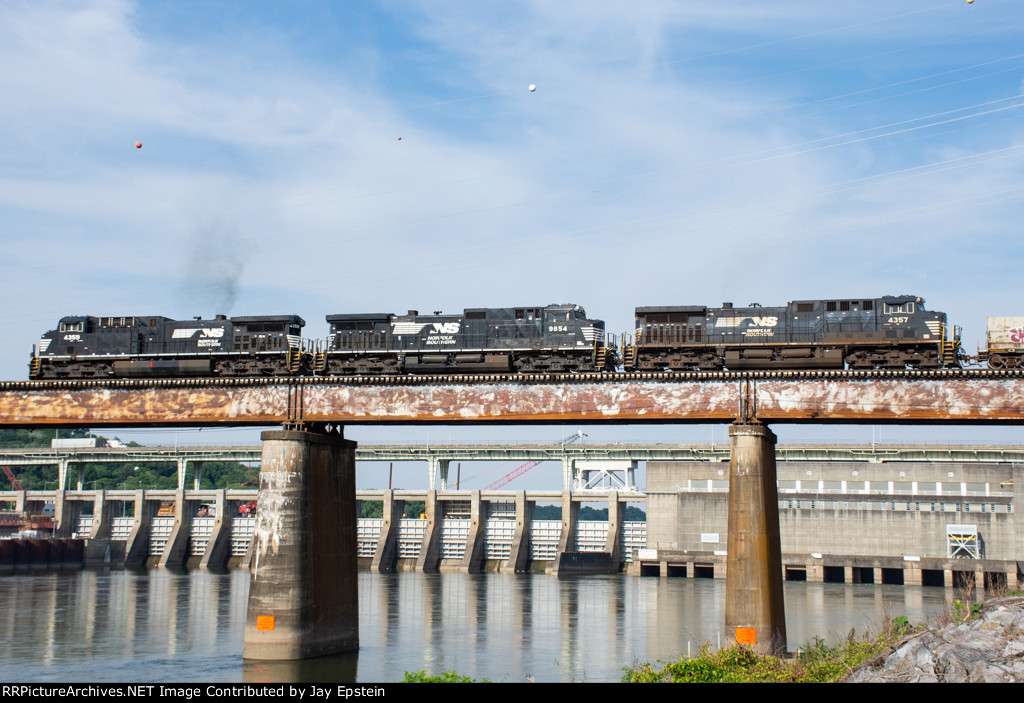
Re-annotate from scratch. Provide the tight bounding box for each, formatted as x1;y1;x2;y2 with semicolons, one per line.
529;84;536;92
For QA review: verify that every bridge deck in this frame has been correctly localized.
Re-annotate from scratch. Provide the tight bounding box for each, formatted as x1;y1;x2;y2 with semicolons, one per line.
0;370;1022;427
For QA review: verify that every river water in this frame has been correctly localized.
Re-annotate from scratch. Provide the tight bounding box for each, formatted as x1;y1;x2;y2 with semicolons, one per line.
0;569;951;683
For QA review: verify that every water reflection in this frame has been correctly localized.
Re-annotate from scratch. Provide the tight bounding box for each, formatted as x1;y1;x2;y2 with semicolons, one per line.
0;570;950;683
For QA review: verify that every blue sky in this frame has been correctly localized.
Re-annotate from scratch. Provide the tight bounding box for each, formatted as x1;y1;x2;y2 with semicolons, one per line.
3;1;1023;482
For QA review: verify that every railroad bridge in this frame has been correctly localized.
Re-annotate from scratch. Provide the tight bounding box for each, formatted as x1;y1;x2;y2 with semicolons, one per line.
1;369;1023;659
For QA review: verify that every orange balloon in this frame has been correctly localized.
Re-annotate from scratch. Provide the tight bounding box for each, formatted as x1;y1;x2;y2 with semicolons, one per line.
135;142;142;149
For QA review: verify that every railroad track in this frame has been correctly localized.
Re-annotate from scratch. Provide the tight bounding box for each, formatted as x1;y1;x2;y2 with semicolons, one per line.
3;367;1023;391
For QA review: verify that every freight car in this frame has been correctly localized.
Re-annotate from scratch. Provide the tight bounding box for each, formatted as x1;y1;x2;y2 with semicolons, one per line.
29;314;309;379
979;317;1024;369
319;304;614;375
622;295;962;371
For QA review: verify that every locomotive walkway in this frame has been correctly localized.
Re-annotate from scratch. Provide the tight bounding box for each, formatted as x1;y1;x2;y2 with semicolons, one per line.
1;369;1022;660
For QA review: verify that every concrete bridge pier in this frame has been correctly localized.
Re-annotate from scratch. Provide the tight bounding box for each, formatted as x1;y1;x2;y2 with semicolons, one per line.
243;429;358;660
725;422;787;654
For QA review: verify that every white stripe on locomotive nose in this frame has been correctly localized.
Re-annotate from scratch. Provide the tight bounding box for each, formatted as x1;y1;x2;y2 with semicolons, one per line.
392;322;428;335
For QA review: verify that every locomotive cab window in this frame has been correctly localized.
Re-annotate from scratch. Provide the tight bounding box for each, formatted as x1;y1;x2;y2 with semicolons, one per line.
883;302;915;315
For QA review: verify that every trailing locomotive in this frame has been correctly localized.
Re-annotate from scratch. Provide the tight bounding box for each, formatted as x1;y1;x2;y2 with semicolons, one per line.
320;304;613;374
622;295;962;371
27;304;613;379
29;314;309;379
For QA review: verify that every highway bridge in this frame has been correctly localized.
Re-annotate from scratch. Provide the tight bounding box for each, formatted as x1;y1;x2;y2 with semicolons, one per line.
3;442;1024;492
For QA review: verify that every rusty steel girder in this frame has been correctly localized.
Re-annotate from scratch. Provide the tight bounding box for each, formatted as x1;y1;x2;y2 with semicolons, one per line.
0;375;1022;427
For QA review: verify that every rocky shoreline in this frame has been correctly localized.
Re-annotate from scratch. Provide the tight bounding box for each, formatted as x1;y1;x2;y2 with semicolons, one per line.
847;596;1024;683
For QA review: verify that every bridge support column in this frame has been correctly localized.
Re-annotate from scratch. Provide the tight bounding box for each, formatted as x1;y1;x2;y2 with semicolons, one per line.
427;458;451;489
176;458;188;491
243;430;358;660
57;458;70;491
502;490;533;574
725;423;787;654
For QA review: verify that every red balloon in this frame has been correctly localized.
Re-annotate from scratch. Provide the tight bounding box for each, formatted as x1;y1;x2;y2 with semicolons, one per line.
135;142;142;149
397;137;402;141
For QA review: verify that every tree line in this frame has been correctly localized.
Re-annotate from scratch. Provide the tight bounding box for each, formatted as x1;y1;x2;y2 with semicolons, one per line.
0;429;259;490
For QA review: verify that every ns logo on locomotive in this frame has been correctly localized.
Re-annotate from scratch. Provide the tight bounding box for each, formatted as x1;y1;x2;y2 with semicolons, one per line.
25;296;1024;380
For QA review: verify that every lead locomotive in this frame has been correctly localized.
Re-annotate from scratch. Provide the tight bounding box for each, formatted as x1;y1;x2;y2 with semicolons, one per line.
622;295;961;371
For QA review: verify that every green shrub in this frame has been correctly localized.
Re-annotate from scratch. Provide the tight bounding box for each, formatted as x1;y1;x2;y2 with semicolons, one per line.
623;618;918;684
401;670;488;683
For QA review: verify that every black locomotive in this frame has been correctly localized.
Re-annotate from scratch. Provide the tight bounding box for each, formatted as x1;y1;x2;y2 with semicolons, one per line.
622;295;961;371
320;304;612;374
29;314;308;379
28;304;613;379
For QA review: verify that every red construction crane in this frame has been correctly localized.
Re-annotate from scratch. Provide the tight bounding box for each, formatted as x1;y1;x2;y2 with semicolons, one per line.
483;432;586;490
1;466;22;491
